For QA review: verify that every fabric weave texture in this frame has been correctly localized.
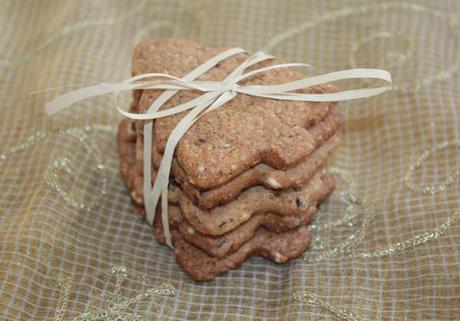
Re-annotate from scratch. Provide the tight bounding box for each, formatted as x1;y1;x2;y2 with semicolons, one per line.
0;1;459;320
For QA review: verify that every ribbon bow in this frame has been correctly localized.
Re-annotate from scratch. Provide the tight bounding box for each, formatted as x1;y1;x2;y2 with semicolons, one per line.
46;47;392;248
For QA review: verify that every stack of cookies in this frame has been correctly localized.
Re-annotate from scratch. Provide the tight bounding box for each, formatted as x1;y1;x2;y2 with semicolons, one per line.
118;39;343;281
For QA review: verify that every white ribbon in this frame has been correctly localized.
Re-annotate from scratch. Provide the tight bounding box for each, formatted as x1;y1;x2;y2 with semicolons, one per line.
45;48;392;248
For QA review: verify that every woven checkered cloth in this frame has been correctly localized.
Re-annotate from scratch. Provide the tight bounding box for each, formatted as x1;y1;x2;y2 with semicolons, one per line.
0;1;459;320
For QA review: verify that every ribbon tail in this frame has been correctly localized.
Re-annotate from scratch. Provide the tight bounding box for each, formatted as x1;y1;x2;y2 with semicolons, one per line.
143;121;156;224
252;86;391;102
45;83;127;115
161;185;173;248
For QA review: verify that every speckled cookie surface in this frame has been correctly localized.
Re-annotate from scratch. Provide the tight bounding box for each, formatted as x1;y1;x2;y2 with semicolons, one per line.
117;40;342;281
152;172;334;258
178;173;334;258
174;114;342;208
120;119;336;234
172;225;312;281
151;204;310;257
132;39;337;189
118;118;179;209
118;118;136;183
120;115;331;282
178;207;315;259
127;114;341;210
118;118;142;207
177;168;331;236
120;122;334;260
130;110;342;209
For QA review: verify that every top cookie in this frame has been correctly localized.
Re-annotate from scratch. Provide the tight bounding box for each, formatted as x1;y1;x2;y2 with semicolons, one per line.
133;39;337;189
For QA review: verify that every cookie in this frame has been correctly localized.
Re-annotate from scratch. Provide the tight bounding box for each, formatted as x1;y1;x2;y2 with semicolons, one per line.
118;117;141;209
172;225;311;281
119;118;179;209
173;115;342;209
119;117;330;281
130;111;342;209
178;172;334;258
178;168;332;236
118;118;137;184
132;39;338;190
120;130;334;259
181;171;334;256
118;118;147;219
152;171;334;258
152;201;313;254
148;107;341;172
177;207;315;258
120;115;335;240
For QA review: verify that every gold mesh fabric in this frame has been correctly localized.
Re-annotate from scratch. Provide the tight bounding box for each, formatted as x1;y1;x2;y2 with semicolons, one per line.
1;1;459;320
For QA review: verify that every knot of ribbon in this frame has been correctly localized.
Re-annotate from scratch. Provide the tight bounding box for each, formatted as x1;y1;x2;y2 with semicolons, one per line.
45;47;392;248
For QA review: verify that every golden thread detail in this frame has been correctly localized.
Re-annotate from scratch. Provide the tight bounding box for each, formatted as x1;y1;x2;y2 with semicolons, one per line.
0;131;47;160
293;289;362;321
304;167;373;263
351;210;460;258
53;266;175;321
53;277;71;321
263;2;460;92
44;127;109;211
0;1;147;68
305;167;460;263
404;140;460;195
0;124;116;212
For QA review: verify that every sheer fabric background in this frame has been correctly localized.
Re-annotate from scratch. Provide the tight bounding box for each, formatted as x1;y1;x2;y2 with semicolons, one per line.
0;1;459;320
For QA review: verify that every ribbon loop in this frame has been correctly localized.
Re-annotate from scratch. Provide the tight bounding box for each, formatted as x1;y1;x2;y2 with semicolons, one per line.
45;48;392;248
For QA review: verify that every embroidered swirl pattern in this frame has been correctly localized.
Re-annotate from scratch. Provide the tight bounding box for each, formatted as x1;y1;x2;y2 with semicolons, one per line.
292;290;362;321
263;2;460;92
304;165;459;263
0;124;116;213
404;140;460;195
304;167;373;263
52;266;175;321
44;126;113;211
2;1;460;320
